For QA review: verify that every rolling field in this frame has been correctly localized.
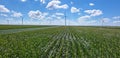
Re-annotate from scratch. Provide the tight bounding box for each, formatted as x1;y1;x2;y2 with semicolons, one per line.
0;26;120;58
0;25;53;30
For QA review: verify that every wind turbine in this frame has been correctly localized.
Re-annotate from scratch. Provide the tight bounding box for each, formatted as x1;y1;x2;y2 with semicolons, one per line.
21;17;24;25
64;11;67;26
102;18;105;27
49;19;52;25
7;19;9;25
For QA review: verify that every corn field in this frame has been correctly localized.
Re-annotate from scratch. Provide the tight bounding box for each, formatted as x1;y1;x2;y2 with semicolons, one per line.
0;26;120;58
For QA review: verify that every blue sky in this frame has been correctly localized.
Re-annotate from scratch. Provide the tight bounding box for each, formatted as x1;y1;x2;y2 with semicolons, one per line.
0;0;120;26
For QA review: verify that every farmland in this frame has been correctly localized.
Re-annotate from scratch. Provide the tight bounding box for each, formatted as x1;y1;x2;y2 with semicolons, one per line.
0;26;120;58
0;25;58;34
0;25;54;30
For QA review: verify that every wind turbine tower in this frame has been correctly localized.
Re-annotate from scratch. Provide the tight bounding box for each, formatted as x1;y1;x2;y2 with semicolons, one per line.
7;20;9;25
64;11;67;26
22;17;23;25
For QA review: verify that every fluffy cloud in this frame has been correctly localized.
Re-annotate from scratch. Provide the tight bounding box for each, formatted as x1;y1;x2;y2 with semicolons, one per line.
51;12;65;19
11;11;23;17
77;15;91;23
55;13;64;16
77;9;103;24
89;3;94;6
77;15;99;25
113;21;120;23
71;7;80;13
21;0;27;2
113;16;120;19
101;18;110;23
37;18;78;25
0;5;23;18
0;14;8;17
0;5;10;13
88;20;97;23
28;10;48;20
84;9;103;16
46;0;69;9
78;15;91;20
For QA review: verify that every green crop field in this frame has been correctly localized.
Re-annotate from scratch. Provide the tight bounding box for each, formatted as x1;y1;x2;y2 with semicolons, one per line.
0;25;53;30
0;26;120;58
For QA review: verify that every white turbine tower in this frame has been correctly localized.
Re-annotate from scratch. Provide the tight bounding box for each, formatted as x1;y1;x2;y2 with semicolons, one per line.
49;19;52;25
7;19;9;25
102;18;105;27
21;17;24;25
64;11;67;26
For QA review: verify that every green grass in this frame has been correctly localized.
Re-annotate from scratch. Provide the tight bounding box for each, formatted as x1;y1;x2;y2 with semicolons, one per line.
0;26;120;58
0;25;53;30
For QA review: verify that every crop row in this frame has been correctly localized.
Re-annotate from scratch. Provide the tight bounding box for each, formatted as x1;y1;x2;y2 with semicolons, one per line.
0;26;120;58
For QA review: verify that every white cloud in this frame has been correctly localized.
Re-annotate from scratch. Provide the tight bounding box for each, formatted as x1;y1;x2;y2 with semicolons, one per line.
43;12;48;16
46;15;61;20
11;11;23;18
84;9;103;16
77;15;100;25
0;14;8;17
40;0;45;4
55;13;64;16
78;15;91;20
21;0;27;2
0;5;10;13
113;16;120;19
89;20;97;23
77;9;103;25
71;7;80;13
28;10;48;20
51;12;65;19
113;21;120;23
46;0;69;9
89;3;94;6
51;14;56;18
101;18;110;23
56;16;62;19
66;19;79;25
77;15;91;23
40;18;79;25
